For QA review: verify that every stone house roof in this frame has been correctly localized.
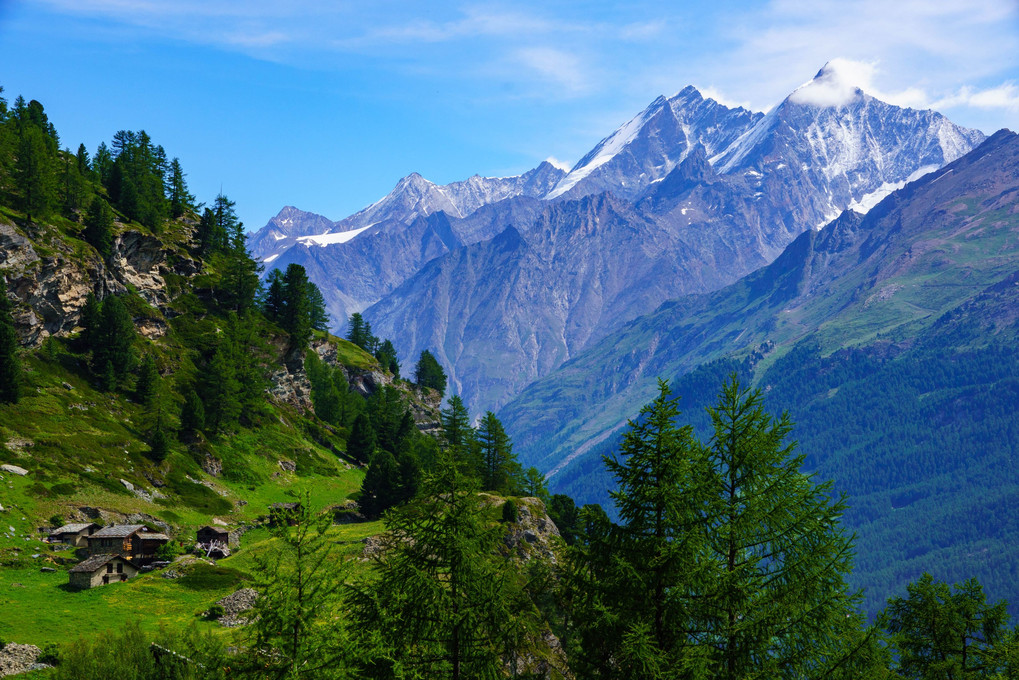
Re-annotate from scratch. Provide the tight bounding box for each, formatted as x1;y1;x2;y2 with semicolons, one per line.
50;523;96;536
90;524;146;539
69;554;132;573
136;533;170;541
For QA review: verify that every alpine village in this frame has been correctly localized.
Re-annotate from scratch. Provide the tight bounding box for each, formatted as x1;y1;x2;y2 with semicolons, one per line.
1;25;1019;680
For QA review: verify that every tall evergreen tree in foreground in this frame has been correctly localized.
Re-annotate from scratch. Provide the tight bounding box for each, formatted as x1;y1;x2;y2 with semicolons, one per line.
694;376;868;680
244;496;359;679
0;278;21;404
572;379;708;678
350;456;540;679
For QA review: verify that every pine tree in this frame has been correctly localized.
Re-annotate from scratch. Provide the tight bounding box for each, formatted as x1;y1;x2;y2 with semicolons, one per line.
77;292;100;352
0;278;21;404
349;457;540;679
243;494;358;679
148;404;171;462
282;263;311;354
200;343;242;432
262;269;286;323
884;573;1009;679
166;157;194;218
522;467;549;501
308;282;329;332
180;388;206;436
345;312;370;351
89;295;136;387
414;349;447;397
135;352;159;406
373;339;400;378
572;379;707;678
440;395;476;473
14;124;55;222
82;196;114;261
93;142;113;186
347;412;376;464
477;411;519;493
695;375;864;680
360;449;401;518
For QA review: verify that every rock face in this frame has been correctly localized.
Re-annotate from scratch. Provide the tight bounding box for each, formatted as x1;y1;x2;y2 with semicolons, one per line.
1;218;198;347
500;497;562;563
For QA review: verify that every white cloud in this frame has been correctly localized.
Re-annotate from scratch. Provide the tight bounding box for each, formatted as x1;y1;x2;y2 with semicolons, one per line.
932;84;1019;112
513;47;591;96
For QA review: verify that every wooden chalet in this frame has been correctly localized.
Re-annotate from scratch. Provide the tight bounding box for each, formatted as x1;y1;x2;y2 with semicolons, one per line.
85;524;169;563
68;554;139;589
48;522;99;548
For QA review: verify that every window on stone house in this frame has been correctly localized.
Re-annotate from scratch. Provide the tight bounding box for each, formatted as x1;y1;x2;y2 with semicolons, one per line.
107;564;113;573
116;562;123;573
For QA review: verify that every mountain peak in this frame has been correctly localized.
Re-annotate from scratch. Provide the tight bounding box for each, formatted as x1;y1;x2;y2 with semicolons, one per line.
788;59;870;108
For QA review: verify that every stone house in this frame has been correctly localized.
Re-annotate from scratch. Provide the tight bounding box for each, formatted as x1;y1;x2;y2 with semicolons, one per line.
68;554;139;589
85;524;169;563
48;522;99;548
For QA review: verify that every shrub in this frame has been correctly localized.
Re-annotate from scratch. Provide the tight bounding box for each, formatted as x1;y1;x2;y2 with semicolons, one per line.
502;499;518;523
204;604;225;621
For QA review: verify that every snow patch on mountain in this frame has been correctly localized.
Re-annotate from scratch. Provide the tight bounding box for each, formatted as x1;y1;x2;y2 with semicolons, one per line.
846;165;939;214
546;97;667;199
297;223;376;247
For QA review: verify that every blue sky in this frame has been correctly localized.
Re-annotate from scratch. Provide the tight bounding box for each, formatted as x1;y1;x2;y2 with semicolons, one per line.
2;0;1017;230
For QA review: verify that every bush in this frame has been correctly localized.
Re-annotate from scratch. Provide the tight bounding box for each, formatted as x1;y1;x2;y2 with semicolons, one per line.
155;542;182;561
204;604;225;621
502;499;518;523
49;514;65;528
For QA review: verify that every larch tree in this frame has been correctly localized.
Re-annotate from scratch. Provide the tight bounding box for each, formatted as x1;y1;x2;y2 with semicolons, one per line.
349;456;540;680
694;375;866;680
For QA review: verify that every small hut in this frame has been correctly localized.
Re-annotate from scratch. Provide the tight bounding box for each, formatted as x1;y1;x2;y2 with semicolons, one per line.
48;523;99;548
68;554;139;589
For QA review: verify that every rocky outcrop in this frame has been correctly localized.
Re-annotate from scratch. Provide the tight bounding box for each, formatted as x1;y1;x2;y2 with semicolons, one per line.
500;497;562;563
1;218;199;347
215;588;259;627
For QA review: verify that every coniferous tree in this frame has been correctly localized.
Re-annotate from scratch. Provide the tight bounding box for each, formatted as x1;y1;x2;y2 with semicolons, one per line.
884;573;1009;679
89;295;136;387
243;494;359;679
200;343;242;432
281;263;311;353
572;379;707;678
77;292;100;351
93;142;113;186
374;339;400;378
414;349;447;397
14;124;55;221
345;312;375;352
83;196;114;261
477;411;519;493
196;207;217;255
262;269;286;324
180;388;206;436
347;412;376;464
350;456;541;679
308;282;329;332
135;352;159;406
75;143;90;176
694;375;865;680
166;157;194;218
522;467;549;501
440;395;475;472
360;449;401;518
0;278;21;404
148;404;171;462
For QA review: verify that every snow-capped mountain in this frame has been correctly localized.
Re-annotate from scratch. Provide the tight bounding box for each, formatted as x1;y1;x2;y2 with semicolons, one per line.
250;161;566;266
255;62;986;416
248;206;337;262
711;61;985;225
546;86;763;201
